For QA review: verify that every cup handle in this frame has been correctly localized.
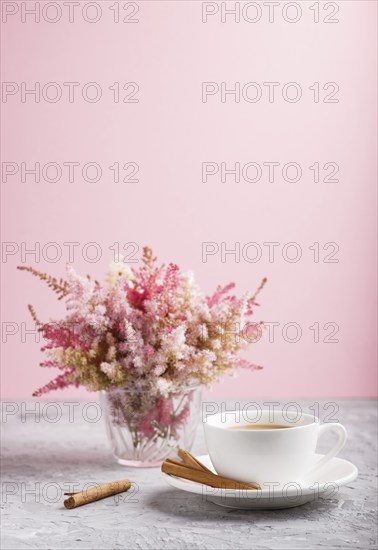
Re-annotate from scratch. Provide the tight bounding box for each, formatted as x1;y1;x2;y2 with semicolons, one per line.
307;423;347;477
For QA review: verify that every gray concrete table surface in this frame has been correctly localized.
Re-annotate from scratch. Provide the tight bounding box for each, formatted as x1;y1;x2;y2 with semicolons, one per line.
1;399;377;550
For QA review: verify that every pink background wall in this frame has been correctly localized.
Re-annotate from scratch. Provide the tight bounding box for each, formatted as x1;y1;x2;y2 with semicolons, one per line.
1;1;377;399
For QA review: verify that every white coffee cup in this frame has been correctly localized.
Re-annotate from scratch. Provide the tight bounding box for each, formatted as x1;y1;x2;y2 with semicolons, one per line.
203;409;347;485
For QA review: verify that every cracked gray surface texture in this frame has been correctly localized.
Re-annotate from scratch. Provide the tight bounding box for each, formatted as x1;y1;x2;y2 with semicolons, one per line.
1;399;377;550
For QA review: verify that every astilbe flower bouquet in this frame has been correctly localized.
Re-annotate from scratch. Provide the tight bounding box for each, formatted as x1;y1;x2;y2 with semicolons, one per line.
19;248;266;455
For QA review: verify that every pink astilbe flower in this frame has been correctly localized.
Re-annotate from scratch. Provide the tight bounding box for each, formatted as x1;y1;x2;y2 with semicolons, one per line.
19;247;267;441
206;282;236;308
234;358;263;370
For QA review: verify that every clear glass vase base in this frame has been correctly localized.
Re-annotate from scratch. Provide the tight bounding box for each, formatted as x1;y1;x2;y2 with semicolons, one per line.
100;383;202;467
116;456;166;468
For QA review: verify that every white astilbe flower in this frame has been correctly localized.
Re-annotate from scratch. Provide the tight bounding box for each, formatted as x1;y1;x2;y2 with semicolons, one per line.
156;377;173;397
65;264;97;310
160;326;187;360
106;259;133;288
211;339;221;350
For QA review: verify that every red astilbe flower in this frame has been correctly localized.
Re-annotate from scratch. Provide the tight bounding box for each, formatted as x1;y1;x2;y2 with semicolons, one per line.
41;322;86;351
33;370;78;397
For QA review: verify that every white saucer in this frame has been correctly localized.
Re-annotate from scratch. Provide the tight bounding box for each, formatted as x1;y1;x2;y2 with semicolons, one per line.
162;453;358;510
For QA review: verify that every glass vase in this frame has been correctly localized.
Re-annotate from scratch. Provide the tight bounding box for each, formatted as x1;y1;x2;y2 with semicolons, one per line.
99;382;202;467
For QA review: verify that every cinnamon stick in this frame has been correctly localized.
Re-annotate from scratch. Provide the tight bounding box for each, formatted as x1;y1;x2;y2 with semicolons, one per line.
177;449;212;473
64;479;131;509
161;460;260;490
